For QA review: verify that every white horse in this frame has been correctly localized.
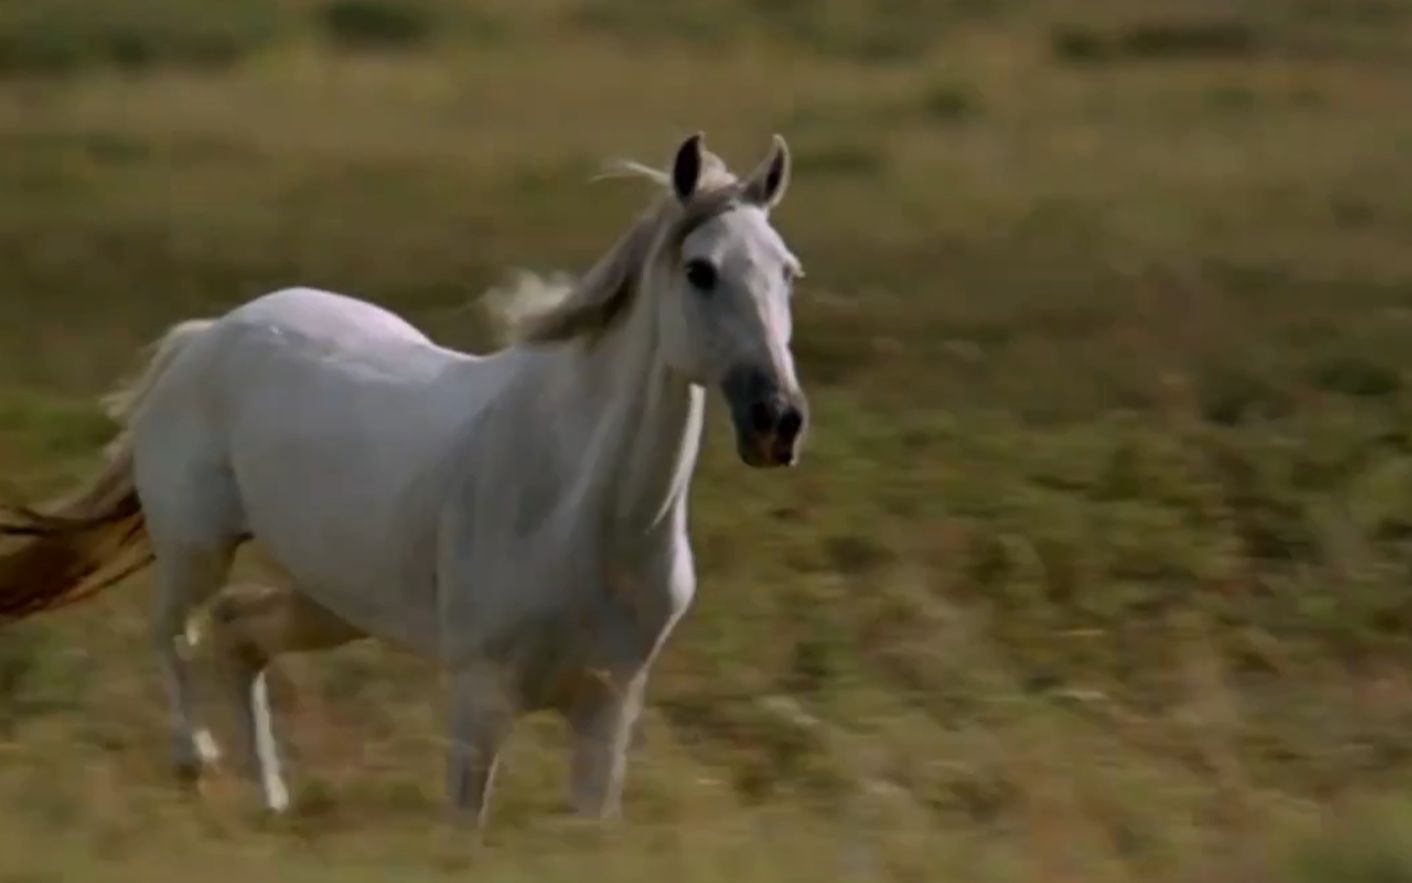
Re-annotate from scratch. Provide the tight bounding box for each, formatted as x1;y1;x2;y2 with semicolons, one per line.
0;133;808;826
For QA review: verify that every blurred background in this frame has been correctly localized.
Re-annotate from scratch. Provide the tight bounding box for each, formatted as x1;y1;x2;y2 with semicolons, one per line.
2;0;1412;880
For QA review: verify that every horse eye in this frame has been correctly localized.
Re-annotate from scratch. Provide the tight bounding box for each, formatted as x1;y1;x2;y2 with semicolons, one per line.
684;259;717;292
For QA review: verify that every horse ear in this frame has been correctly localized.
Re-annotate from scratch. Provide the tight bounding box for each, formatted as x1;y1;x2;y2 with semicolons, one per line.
743;134;791;211
672;132;704;202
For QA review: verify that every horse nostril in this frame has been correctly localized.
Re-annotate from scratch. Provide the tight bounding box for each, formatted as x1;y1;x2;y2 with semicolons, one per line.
777;408;803;444
749;400;775;435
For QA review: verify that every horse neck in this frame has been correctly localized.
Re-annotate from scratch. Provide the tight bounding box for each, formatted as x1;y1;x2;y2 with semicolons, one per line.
568;272;704;537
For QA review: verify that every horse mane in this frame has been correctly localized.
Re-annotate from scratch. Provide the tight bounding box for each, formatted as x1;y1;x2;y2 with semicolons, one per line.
487;149;743;346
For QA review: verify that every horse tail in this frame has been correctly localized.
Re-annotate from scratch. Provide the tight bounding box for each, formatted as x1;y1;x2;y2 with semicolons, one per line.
0;319;214;623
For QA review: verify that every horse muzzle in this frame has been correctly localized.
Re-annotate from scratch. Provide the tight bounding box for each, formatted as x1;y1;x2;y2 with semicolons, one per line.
722;366;808;469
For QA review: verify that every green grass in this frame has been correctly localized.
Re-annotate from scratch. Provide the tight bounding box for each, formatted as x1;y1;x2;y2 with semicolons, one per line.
3;1;1412;880
0;0;285;73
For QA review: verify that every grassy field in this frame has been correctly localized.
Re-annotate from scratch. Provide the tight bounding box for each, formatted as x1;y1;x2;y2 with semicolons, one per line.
4;0;1412;880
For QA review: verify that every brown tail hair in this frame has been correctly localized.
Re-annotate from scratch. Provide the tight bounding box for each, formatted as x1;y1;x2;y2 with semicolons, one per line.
0;320;213;623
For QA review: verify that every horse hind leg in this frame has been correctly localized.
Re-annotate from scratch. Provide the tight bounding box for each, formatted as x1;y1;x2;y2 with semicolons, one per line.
149;540;238;784
140;446;252;787
205;582;363;813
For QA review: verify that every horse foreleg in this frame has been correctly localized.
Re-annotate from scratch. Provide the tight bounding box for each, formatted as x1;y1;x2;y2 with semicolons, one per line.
446;663;515;829
567;670;646;820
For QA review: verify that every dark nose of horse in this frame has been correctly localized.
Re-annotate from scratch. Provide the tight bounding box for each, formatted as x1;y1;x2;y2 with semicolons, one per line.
776;405;804;449
749;400;776;435
749;399;805;466
724;365;807;468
